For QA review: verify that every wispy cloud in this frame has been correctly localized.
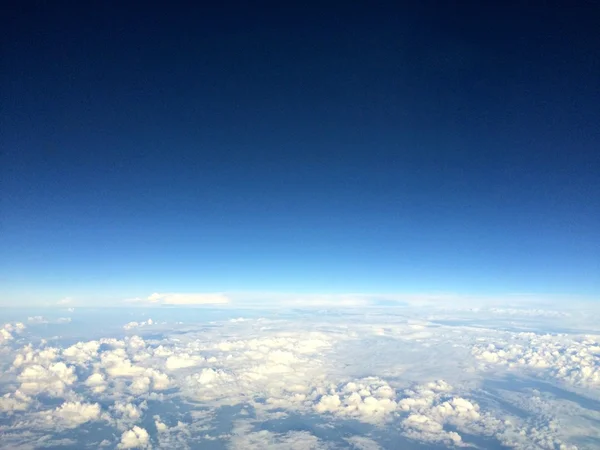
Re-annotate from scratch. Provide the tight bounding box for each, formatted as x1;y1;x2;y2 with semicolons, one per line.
148;292;229;305
57;297;73;305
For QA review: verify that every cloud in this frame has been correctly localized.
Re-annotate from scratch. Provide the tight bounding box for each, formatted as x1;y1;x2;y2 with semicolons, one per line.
27;316;46;324
472;333;600;386
17;362;77;396
344;436;382;450
84;372;107;393
165;353;204;370
228;420;324;449
124;319;154;330
57;297;73;305
312;377;398;423
63;340;100;365
0;322;25;344
42;401;102;428
27;316;71;324
147;292;229;305
0;304;596;449
117;426;150;449
111;401;147;430
0;390;32;413
154;415;168;432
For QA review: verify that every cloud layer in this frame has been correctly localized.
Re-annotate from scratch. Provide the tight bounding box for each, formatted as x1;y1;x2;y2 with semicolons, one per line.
0;302;599;449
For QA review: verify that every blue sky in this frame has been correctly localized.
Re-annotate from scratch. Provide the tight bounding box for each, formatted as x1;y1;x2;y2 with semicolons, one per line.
1;3;598;305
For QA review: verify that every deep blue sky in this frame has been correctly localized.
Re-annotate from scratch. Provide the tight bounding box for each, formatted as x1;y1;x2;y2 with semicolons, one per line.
1;3;599;303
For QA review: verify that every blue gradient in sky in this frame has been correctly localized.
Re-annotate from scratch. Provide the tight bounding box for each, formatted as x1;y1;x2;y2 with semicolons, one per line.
1;4;599;303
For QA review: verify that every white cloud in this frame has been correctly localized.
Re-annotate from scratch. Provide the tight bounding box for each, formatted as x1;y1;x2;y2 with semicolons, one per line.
18;362;77;396
312;377;397;423
1;304;597;449
84;372;107;393
27;316;46;324
229;420;325;449
57;297;73;305
0;390;33;413
148;292;229;305
154;415;168;432
124;319;154;330
344;436;382;450
13;344;60;368
472;333;600;386
111;401;147;430
0;322;25;345
63;340;100;365
27;316;71;325
117;426;150;449
165;353;204;370
43;401;102;428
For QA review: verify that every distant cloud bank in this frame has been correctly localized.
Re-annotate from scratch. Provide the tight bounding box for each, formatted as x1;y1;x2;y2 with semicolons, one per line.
146;292;230;305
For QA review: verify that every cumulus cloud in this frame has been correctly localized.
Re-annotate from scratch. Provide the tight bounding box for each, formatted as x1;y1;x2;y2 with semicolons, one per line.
43;401;102;428
124;319;154;330
0;390;33;413
472;333;600;386
110;401;147;430
63;340;100;365
0;322;25;344
165;353;204;370
312;377;397;423
13;344;60;369
117;426;150;449
0;304;596;449
154;415;168;432
18;362;77;396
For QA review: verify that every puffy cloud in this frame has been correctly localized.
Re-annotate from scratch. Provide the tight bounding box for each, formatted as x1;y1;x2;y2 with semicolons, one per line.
0;305;595;449
148;369;170;390
130;376;151;394
402;413;462;445
63;340;100;365
0;322;25;344
117;426;150;449
84;372;107;393
178;332;334;407
42;401;102;428
18;362;77;396
148;292;229;305
102;355;146;377
124;319;154;330
154;415;168;432
111;401;147;429
13;344;60;368
165;353;204;370
312;377;397;423
472;333;600;386
99;347;170;392
0;390;32;413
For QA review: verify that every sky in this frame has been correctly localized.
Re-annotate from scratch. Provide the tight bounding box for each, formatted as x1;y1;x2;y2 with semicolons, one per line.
1;3;599;305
